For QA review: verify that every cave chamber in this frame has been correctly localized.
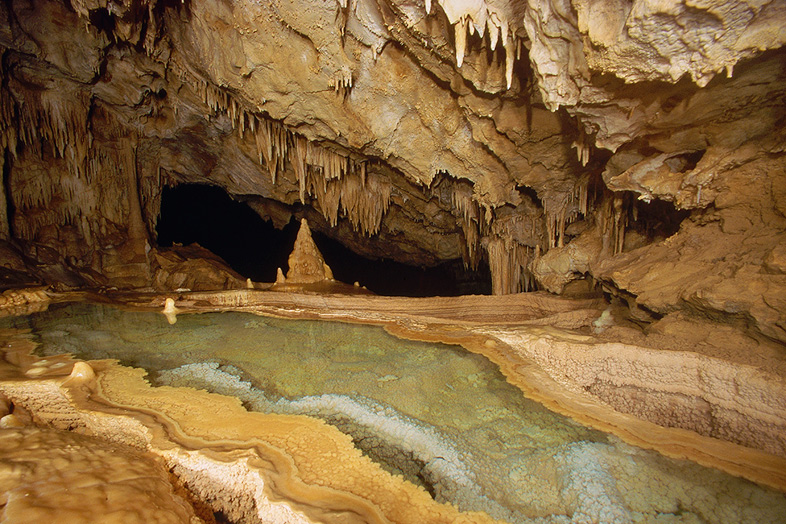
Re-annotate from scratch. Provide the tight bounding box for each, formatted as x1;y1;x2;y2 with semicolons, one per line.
1;0;786;522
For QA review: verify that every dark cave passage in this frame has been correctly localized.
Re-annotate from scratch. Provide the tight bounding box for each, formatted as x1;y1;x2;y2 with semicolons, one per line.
312;230;492;296
155;184;491;296
155;184;296;283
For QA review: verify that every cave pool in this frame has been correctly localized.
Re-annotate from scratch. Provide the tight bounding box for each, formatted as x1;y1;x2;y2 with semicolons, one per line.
4;301;786;524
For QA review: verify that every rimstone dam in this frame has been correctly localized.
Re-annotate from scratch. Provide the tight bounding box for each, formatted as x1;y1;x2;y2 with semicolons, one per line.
0;0;785;522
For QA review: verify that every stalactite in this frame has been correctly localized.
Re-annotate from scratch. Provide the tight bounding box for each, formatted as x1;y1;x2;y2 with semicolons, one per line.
612;195;626;255
485;237;534;295
8;121;136;257
427;2;519;89
572;126;592;167
450;180;482;268
10;87;92;181
293;135;308;202
542;175;594;252
140;164;166;233
486;206;538;295
0;154;8;240
455;17;468;68
330;68;353;93
574;175;590;217
176;67;391;238
254;117;277;184
595;192;628;256
0;88;18;156
337;171;390;235
503;32;515;90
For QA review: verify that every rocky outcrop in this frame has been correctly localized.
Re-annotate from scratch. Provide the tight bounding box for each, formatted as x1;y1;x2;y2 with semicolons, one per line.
0;0;783;340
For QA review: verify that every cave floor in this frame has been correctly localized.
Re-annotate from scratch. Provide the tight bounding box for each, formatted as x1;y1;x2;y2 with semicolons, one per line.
17;286;784;493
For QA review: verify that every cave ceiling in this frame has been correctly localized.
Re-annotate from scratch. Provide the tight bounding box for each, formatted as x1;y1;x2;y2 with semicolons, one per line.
0;0;785;341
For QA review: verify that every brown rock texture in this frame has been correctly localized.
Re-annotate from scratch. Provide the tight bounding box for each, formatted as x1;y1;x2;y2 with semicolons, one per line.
0;0;783;342
0;425;207;523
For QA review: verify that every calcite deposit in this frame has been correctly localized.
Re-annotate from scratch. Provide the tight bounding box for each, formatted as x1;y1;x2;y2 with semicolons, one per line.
1;290;786;524
0;425;206;523
278;219;335;284
0;0;785;521
0;0;782;335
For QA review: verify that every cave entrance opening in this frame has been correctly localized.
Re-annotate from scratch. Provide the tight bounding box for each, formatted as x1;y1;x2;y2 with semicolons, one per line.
155;184;492;296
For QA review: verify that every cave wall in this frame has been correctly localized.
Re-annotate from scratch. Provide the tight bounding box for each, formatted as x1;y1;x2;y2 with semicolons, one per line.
0;0;784;340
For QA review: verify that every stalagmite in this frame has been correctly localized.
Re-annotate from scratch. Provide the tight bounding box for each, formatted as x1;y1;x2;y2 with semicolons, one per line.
63;361;96;387
279;219;335;284
162;298;179;324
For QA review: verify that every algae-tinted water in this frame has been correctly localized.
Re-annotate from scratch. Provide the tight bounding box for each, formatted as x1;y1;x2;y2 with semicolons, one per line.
6;302;786;523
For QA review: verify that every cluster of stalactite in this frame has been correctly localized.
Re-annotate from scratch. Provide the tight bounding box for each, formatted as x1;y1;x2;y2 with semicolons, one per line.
544;176;629;256
434;172;631;295
429;0;524;89
139;162;176;234
544;175;591;250
435;177;542;295
0;0;637;295
1;84;91;180
596;192;628;256
0;83;141;259
180;71;392;236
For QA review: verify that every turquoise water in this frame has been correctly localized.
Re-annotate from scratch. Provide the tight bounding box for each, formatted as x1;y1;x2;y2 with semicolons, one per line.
5;302;786;523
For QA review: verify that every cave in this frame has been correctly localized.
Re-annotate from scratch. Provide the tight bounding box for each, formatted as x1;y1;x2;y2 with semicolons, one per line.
156;184;296;283
1;0;786;522
156;184;491;296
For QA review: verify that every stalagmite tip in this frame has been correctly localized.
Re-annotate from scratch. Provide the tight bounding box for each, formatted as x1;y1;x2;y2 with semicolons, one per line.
63;361;96;387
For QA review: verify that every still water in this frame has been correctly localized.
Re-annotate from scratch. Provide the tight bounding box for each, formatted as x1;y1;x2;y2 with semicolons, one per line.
5;302;786;523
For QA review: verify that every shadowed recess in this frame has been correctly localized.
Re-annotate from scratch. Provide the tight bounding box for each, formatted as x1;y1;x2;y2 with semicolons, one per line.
156;184;492;296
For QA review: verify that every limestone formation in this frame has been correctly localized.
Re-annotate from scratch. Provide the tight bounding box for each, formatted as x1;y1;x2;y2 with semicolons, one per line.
282;219;335;284
2;290;786;523
0;2;785;517
0;425;206;523
0;0;783;339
